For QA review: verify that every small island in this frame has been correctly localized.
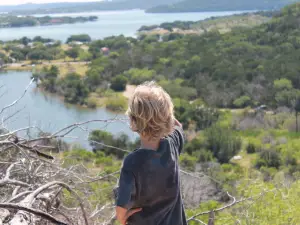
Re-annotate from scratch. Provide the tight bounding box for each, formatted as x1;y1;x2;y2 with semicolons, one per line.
0;15;98;28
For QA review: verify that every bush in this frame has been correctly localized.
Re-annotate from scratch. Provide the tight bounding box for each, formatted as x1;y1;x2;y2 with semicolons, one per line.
255;149;282;169
246;143;260;154
179;153;197;171
110;75;128;92
105;94;127;112
233;95;252;108
95;156;113;166
193;149;215;163
205;125;242;164
86;97;97;108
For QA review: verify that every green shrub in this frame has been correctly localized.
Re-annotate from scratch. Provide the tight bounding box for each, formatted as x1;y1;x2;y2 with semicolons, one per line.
233;95;252;108
205;125;242;163
86;97;98;108
193;149;215;163
110;75;128;92
179;153;197;171
95;156;113;166
255;149;281;169
246;142;261;154
105;94;127;112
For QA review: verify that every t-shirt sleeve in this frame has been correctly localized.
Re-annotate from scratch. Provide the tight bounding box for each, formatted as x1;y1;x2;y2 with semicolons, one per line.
115;157;136;209
169;126;185;155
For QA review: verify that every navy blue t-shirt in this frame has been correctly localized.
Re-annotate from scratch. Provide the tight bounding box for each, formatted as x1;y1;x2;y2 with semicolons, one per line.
115;126;187;225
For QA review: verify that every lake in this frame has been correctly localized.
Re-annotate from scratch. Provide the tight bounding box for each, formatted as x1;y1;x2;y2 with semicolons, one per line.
0;71;136;149
0;10;250;42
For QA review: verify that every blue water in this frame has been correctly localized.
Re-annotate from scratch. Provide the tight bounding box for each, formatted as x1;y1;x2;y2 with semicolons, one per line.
0;71;136;149
0;10;251;42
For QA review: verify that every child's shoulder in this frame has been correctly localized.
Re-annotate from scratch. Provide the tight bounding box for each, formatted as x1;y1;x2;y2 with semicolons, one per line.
122;149;152;170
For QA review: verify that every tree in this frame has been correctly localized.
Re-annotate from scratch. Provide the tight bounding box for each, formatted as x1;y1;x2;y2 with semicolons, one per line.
59;73;89;104
10;51;25;61
20;36;31;46
233;96;252;108
205;125;242;163
65;47;80;61
27;49;52;61
110;75;128;92
124;68;156;85
66;34;91;43
88;130;128;158
294;98;300;132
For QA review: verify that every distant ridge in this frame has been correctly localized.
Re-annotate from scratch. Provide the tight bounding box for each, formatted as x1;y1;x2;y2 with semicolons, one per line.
0;0;181;14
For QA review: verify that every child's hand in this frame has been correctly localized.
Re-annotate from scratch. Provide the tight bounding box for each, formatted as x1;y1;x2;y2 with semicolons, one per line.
116;206;142;225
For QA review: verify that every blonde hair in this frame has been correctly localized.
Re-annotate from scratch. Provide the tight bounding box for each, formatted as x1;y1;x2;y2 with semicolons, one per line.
126;81;174;139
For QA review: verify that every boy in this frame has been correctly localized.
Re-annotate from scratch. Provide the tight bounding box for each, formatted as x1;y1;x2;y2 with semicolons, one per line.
115;81;187;225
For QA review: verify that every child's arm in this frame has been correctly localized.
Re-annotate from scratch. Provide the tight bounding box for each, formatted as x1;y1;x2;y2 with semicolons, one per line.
169;118;185;154
115;158;141;224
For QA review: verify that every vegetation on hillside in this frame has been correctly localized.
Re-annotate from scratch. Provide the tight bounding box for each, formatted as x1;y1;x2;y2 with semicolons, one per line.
0;15;98;28
147;0;298;13
139;12;271;35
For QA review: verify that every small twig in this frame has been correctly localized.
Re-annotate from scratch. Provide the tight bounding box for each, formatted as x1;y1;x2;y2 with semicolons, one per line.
0;78;34;115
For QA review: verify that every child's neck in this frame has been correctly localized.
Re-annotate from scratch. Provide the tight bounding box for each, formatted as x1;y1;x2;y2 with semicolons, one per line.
140;136;161;151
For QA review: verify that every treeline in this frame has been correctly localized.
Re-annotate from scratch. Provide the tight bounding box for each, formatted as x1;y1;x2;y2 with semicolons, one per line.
1;35;94;63
0;15;97;28
147;0;298;13
138;11;275;32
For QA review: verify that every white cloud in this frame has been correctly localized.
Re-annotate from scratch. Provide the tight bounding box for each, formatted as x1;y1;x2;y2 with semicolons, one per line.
0;0;102;5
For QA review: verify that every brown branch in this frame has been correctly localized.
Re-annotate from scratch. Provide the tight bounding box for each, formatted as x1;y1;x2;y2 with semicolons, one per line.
0;203;67;225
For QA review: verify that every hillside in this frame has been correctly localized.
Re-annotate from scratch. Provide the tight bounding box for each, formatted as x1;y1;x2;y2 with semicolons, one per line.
5;0;181;15
138;12;271;35
147;0;300;13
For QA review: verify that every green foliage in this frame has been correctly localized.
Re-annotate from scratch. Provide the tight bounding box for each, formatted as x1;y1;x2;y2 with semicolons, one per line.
160;80;197;100
65;47;80;60
205;125;242;163
10;51;25;61
274;78;293;90
246;142;260;154
86;97;98;108
124;68;156;85
110;75;128;91
255;149;282;169
147;0;296;13
66;34;91;43
233;96;252;108
58;73;89;104
105;94;127;112
179;153;197;171
174;98;219;130
33;65;59;92
89;130;136;158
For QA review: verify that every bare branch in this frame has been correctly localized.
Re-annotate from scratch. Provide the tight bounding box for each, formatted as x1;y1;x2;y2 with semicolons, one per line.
0;78;34;115
0;203;67;225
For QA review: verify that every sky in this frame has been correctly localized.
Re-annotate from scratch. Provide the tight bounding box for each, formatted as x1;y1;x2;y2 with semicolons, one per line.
0;0;102;5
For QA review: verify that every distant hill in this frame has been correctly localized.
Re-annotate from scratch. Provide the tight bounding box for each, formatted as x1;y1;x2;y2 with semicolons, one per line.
147;0;300;13
1;0;181;15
